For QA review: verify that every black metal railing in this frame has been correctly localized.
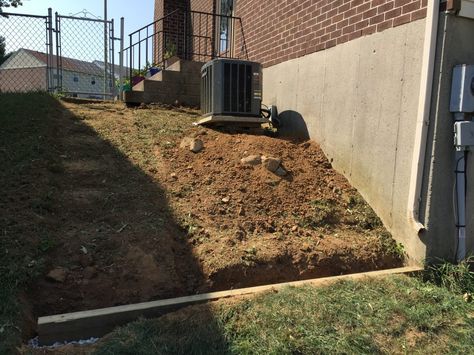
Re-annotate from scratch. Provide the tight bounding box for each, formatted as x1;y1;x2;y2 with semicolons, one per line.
123;9;248;84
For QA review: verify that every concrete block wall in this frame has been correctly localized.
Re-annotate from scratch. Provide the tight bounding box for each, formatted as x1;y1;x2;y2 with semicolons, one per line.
263;18;427;261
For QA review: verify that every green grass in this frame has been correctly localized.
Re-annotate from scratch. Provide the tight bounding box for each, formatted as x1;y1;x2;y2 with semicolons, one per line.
94;274;474;355
0;92;60;353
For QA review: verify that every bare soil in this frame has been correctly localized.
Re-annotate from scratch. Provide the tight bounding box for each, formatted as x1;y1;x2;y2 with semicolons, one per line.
26;100;403;320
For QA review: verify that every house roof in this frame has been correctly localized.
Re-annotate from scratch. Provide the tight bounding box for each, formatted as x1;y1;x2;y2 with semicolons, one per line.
23;49;104;76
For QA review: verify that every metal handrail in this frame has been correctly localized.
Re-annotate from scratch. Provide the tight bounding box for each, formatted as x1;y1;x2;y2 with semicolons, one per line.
125;9;249;82
129;9;179;37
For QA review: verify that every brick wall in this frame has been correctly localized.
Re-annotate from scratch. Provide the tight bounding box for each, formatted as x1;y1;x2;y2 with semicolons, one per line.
155;0;426;67
235;0;427;67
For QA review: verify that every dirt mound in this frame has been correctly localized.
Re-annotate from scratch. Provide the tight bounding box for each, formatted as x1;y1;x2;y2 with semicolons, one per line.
26;102;402;321
160;127;403;290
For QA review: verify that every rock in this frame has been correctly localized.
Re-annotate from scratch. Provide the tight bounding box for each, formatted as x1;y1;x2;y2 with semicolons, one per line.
46;268;68;283
291;225;298;232
241;155;261;166
222;196;230;203
262;156;281;172
464;293;473;303
190;139;204;153
83;266;97;280
180;137;193;149
170;173;178;180
301;141;311;149
275;166;288;176
238;206;245;216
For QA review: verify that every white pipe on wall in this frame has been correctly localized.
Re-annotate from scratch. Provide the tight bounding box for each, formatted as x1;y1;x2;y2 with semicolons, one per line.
406;1;440;233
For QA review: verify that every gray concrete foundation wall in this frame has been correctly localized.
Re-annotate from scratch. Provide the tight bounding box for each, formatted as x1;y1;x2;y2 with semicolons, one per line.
420;13;474;261
263;19;428;261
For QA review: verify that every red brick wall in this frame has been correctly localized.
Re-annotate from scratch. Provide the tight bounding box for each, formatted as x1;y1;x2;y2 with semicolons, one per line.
156;0;426;67
236;0;428;66
235;0;427;67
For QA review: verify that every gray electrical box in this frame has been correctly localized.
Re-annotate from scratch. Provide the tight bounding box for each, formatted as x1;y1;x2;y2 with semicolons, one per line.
450;64;474;113
454;121;474;150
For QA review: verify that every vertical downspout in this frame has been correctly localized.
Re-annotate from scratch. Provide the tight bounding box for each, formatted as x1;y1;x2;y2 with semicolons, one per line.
406;1;440;232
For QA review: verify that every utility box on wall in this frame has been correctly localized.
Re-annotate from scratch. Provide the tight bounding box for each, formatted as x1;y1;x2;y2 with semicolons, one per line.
450;64;474;113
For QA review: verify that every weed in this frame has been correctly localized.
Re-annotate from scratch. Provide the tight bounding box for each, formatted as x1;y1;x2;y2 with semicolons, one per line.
38;234;58;253
380;231;405;260
346;194;383;230
296;199;340;230
424;256;474;294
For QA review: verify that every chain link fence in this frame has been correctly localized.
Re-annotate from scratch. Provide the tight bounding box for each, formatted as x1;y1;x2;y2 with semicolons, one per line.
55;14;116;99
0;11;53;93
0;9;122;100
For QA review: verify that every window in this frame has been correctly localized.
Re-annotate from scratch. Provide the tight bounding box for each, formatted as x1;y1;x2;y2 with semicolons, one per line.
218;0;234;53
73;76;79;82
91;79;96;85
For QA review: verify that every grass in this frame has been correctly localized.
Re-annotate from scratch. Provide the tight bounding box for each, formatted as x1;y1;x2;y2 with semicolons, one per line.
0;92;60;353
94;274;474;355
424;256;474;294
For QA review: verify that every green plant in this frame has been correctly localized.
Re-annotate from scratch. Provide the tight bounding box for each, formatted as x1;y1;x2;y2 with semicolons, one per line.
164;40;177;60
424;256;474;294
298;199;339;230
132;68;146;77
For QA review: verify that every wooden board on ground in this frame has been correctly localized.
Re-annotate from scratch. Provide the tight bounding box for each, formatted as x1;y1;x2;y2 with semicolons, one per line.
37;266;423;345
195;115;268;126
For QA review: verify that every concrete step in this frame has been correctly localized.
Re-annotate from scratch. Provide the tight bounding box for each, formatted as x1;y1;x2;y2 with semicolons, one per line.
167;59;206;76
148;70;182;82
125;90;199;107
142;80;200;96
127;58;204;107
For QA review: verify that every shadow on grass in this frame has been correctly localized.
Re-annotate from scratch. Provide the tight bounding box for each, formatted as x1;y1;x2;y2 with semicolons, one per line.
0;92;229;351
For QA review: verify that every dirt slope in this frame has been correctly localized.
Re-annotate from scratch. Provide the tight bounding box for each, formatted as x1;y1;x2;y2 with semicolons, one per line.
26;101;403;320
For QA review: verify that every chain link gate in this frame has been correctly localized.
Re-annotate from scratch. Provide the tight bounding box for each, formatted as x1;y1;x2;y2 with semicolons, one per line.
55;13;116;100
0;8;122;100
0;10;54;93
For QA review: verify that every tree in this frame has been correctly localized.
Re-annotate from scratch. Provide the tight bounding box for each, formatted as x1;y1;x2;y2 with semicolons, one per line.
0;36;10;65
0;1;23;13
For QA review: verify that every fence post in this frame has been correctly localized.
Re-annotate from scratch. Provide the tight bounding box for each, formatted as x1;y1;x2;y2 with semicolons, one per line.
47;8;54;92
110;18;115;99
119;17;125;101
55;12;61;93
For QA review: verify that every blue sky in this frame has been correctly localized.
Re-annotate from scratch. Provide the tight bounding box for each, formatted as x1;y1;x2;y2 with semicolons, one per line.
6;0;154;37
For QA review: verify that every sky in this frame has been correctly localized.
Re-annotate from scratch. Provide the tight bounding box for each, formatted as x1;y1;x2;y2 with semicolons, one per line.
5;0;155;36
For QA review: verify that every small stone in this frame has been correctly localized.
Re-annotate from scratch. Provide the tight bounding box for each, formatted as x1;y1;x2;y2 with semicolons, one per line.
222;196;230;203
301;142;311;149
464;293;473;303
180;137;193;149
241;155;261;166
170;173;178;180
46;268;68;283
238;206;245;216
262;156;281;173
291;225;298;232
190;139;204;153
275;166;288;176
83;266;97;280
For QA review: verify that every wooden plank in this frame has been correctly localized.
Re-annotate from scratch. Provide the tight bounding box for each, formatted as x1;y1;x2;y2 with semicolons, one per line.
37;266;422;345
